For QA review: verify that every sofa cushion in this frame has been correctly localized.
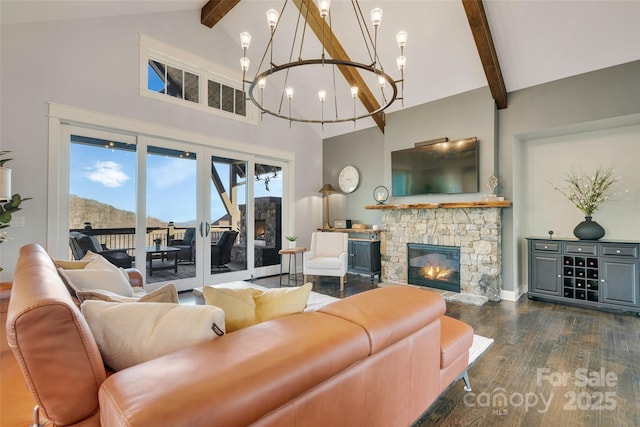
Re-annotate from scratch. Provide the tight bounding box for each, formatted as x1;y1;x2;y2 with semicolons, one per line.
203;283;313;332
76;283;178;304
81;300;225;371
305;256;343;270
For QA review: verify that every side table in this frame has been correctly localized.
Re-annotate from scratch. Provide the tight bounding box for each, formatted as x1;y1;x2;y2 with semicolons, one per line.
278;247;307;287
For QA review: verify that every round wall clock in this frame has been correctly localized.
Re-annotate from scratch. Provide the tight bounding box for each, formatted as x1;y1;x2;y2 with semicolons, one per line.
338;165;360;193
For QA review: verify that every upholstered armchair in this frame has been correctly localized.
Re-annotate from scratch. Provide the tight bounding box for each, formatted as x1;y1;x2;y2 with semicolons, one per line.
69;231;134;269
303;232;349;291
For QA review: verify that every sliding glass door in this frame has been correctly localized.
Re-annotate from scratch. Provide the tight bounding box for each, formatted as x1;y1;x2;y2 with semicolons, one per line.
61;123;290;291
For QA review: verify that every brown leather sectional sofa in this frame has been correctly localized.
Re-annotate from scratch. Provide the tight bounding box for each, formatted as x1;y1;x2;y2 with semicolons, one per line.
7;244;473;426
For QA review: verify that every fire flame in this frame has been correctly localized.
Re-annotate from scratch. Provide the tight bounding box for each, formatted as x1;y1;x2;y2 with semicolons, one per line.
420;265;453;281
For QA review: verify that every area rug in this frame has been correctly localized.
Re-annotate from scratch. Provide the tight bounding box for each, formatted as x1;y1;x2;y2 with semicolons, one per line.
468;334;494;366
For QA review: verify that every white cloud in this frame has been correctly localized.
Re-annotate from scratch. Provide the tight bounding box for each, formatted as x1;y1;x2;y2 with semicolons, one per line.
150;158;195;188
84;161;130;188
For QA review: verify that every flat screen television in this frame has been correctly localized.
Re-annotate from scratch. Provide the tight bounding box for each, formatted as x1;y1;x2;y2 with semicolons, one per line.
391;138;479;196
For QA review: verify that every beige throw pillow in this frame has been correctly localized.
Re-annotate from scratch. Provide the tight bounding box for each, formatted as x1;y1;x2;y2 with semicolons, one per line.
76;283;178;304
81;300;225;371
57;251;136;297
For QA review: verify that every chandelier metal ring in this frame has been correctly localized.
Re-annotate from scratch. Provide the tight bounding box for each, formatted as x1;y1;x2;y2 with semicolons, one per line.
248;58;398;124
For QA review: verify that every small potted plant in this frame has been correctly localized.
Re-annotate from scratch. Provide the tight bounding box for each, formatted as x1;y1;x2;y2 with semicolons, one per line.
153;237;162;249
286;235;297;248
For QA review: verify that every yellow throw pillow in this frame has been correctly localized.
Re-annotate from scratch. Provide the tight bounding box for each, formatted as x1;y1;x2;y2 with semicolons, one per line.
254;282;313;323
203;286;257;332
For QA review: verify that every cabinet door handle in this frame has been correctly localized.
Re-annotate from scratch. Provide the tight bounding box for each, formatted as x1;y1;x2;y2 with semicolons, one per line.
557;274;561;278
578;248;582;251
616;250;621;254
600;279;605;283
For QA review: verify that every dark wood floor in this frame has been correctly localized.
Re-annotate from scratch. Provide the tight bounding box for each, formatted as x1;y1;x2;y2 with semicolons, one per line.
187;273;640;426
3;273;639;426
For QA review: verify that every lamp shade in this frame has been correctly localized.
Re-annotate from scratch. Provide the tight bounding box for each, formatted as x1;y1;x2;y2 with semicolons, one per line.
0;167;11;202
318;183;337;194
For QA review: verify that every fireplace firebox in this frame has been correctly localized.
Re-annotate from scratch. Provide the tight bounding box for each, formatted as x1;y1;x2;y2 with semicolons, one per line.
407;243;461;292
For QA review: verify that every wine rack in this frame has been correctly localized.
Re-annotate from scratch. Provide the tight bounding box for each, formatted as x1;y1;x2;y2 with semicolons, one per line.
562;256;599;302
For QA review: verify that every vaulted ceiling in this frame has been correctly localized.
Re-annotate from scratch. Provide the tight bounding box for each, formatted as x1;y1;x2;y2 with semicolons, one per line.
2;0;639;138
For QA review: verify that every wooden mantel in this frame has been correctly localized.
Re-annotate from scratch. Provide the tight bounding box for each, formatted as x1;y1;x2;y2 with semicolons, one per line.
364;200;512;210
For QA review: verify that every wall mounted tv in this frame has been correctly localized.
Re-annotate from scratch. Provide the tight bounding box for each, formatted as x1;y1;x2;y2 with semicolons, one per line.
391;137;479;196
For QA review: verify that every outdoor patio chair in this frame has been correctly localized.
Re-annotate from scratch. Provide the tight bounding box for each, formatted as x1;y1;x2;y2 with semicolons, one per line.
168;227;196;264
69;231;134;269
211;230;238;271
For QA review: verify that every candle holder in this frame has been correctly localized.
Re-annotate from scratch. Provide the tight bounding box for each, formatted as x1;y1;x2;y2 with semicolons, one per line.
373;186;389;204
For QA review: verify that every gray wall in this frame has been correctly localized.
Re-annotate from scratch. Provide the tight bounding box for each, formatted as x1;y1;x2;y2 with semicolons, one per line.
323;61;640;298
0;11;323;279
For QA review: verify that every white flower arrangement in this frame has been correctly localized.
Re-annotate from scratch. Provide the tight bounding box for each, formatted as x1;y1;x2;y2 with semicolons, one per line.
552;166;618;217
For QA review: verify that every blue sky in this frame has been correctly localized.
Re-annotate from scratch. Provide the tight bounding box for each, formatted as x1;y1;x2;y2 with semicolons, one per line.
70;141;282;226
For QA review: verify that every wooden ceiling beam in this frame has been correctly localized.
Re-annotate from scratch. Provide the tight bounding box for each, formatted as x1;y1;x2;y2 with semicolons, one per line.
292;0;385;132
201;0;240;28
462;0;508;109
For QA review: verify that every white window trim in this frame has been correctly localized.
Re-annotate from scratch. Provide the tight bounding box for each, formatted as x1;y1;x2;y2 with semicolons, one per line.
139;33;258;124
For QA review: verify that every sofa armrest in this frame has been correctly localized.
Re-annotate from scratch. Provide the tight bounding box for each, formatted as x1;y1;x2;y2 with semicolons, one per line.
303;251;314;261
124;268;144;288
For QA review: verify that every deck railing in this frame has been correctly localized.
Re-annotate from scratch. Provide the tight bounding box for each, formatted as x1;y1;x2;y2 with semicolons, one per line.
70;225;233;254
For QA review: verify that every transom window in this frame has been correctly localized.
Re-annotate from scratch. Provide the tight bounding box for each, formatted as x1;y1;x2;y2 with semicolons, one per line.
140;34;253;122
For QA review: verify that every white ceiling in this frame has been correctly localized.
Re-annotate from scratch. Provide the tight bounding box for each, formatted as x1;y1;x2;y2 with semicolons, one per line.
2;0;639;138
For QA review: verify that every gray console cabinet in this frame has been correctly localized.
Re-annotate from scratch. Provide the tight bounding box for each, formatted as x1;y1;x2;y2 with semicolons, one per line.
348;239;381;281
527;238;640;314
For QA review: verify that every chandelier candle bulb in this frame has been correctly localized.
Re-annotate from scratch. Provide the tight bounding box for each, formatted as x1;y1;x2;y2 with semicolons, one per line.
266;9;279;29
240;32;251;49
240;57;250;72
396;31;408;49
370;8;383;27
319;0;331;18
397;56;407;71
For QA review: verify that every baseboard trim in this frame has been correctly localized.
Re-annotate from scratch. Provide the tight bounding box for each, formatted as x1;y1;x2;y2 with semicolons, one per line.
500;288;523;302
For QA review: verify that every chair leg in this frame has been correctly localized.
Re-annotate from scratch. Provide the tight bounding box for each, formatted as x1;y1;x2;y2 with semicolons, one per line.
340;276;344;292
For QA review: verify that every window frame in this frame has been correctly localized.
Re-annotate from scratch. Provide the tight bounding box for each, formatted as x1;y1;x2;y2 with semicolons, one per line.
139;33;257;124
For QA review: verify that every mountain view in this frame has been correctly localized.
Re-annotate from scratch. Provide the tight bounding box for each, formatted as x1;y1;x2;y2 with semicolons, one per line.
69;195;167;229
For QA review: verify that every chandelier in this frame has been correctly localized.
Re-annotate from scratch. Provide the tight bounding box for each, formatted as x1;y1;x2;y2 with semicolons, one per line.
238;0;407;127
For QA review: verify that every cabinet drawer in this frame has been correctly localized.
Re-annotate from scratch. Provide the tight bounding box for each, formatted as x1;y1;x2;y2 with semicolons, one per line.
532;242;560;252
600;245;639;258
564;243;597;255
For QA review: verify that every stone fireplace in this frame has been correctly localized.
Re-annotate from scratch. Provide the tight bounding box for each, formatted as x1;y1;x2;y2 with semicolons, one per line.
371;201;510;301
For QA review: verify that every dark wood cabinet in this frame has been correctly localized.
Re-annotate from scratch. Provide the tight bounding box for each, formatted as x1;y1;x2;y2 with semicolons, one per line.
348;239;381;281
527;238;640;314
